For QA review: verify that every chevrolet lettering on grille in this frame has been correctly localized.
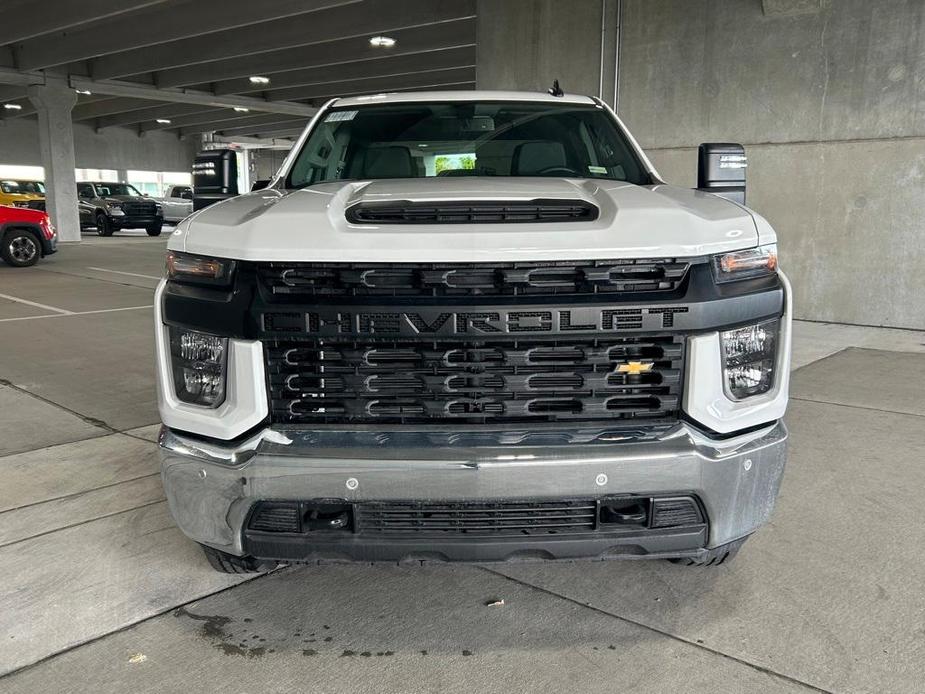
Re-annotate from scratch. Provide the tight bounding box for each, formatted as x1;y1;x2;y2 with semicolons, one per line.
263;306;691;336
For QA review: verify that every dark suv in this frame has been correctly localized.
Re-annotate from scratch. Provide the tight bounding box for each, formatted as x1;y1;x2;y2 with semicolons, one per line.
77;182;164;237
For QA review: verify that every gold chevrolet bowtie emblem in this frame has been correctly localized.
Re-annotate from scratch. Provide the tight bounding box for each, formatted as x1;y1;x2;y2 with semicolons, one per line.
616;361;655;375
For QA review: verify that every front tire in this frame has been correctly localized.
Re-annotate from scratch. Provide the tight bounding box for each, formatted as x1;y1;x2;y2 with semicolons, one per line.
199;544;276;574
1;229;41;267
96;213;114;236
146;223;163;237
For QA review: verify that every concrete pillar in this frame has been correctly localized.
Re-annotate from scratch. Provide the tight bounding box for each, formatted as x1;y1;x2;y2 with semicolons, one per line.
476;0;620;106
27;77;80;243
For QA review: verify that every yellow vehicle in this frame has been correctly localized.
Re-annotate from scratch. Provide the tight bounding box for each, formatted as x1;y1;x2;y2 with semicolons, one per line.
0;180;45;208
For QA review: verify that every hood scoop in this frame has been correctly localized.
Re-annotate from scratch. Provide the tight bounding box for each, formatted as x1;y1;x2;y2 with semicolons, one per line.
345;198;599;225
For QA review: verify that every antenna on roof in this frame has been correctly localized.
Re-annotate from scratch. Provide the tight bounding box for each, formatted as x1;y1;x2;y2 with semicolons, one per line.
548;79;564;97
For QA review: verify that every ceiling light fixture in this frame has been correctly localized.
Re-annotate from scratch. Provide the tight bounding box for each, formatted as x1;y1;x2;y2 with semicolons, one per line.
75;89;92;95
156;118;172;124
233;107;250;113
3;103;22;111
369;35;396;48
248;75;271;85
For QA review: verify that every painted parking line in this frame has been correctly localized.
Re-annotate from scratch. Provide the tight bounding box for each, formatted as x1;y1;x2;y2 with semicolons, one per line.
86;267;163;281
0;292;72;315
0;305;153;323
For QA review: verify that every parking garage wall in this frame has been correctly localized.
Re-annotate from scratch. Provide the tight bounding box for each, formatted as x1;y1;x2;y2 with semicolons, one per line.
618;0;925;330
0;117;198;174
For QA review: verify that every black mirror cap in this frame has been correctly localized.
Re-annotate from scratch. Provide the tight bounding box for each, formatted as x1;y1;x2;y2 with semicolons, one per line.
251;179;271;192
697;143;747;204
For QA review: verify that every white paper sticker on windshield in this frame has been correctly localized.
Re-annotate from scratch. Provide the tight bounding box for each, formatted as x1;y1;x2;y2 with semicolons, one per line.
325;110;358;122
588;165;608;174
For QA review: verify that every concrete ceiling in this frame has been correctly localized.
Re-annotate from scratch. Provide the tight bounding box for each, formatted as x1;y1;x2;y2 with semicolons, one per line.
0;0;476;142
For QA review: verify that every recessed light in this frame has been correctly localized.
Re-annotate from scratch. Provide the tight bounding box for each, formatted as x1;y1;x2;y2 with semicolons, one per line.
3;103;22;111
75;89;92;95
156;118;172;124
233;107;250;113
248;75;271;85
369;36;396;48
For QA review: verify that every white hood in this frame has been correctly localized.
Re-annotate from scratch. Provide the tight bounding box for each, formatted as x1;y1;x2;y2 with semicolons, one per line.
171;178;769;262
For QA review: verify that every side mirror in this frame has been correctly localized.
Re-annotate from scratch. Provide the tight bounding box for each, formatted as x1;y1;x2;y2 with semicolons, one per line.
697;143;747;204
251;179;271;191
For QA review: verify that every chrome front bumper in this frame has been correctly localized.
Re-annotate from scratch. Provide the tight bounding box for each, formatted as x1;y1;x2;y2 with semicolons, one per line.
159;420;788;560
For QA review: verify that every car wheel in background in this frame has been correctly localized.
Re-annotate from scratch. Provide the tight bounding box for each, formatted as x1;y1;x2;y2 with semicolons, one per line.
96;213;114;237
1;228;41;267
146;223;163;237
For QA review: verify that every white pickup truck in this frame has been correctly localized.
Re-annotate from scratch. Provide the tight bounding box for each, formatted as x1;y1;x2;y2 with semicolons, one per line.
155;90;790;573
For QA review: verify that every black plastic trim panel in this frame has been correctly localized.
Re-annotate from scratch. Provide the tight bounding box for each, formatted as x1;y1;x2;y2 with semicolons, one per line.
162;262;783;340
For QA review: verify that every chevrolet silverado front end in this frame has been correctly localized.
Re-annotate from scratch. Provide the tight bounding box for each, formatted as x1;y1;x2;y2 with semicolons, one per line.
155;91;790;572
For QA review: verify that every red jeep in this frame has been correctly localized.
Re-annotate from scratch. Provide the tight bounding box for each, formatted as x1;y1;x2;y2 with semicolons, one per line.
0;204;57;267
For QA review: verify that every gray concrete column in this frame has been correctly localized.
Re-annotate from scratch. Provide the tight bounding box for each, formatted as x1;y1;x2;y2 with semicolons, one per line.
27;77;80;243
476;0;620;106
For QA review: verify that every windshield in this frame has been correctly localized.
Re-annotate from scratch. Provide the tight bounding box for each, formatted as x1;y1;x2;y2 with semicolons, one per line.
1;180;45;194
286;101;649;188
96;183;142;197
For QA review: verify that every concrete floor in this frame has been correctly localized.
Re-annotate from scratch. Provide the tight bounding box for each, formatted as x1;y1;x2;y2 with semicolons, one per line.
1;236;923;693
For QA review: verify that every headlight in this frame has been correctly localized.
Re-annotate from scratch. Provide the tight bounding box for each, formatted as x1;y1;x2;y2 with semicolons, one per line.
166;251;235;287
720;319;779;400
109;202;123;210
169;327;227;408
712;244;777;283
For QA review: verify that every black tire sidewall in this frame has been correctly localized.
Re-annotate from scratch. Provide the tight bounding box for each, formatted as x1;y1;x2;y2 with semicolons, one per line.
1;229;41;267
146;224;163;237
96;213;113;236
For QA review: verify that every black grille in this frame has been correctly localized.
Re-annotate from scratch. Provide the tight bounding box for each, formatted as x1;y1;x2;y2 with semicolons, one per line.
122;201;156;216
26;200;46;211
356;499;598;536
265;335;684;425
257;258;690;298
651;497;703;528
346;199;598;225
249;505;300;533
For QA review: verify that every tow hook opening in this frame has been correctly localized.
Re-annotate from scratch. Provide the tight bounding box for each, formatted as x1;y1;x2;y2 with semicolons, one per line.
304;503;352;531
599;498;649;526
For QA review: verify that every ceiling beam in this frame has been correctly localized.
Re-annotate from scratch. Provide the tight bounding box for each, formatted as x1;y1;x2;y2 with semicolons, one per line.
263;67;475;103
178;113;313;137
213;45;475;96
0;66;42;87
91;0;476;80
71;97;159;121
299;81;476;108
217;119;310;138
94;103;218;129
0;0;170;45
140;108;273;132
208;134;296;149
14;0;360;71
68;76;318;116
156;17;476;90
